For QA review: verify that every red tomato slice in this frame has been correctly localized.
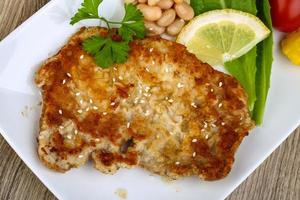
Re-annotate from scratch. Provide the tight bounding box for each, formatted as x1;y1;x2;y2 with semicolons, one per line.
270;0;300;32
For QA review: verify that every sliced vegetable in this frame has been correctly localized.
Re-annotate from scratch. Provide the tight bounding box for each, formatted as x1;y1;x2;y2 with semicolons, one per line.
281;29;300;65
270;0;300;32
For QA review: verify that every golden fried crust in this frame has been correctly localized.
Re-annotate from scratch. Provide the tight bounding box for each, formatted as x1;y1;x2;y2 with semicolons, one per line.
35;27;254;180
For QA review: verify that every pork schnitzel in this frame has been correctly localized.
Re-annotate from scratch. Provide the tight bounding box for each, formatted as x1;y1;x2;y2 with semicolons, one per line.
35;27;254;180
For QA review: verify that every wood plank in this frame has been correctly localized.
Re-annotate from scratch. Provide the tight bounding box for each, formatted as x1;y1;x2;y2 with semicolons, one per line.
0;0;299;199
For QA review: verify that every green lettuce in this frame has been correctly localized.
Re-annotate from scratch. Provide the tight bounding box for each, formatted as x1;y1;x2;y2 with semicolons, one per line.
252;0;273;124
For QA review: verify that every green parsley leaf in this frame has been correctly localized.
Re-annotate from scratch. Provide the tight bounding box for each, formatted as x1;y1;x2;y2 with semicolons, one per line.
71;2;145;68
82;36;108;55
70;0;103;25
119;4;145;41
83;36;129;68
122;3;144;22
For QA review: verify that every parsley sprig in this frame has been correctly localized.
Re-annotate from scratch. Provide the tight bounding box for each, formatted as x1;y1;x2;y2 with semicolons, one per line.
70;0;145;68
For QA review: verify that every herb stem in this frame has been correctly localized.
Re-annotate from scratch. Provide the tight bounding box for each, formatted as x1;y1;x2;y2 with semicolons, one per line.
98;17;125;29
99;17;111;29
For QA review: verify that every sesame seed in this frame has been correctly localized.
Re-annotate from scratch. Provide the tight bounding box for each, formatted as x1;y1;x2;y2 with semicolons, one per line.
156;135;160;139
191;102;197;108
165;68;170;73
192;152;196;157
93;106;98;110
66;73;72;78
201;128;205;132
211;123;216;128
149;27;154;31
58;109;63;115
177;83;184;88
204;122;208;128
192;139;197;143
66;135;72;139
218;103;223;108
152;60;155;65
112;78;116;82
134;98;139;104
165;96;169;100
86;107;90;112
80;55;84;59
95;138;100;142
111;102;116;106
219;82;223;87
77;109;83;114
240;116;243;120
126;122;130;128
175;161;180;165
168;99;174;103
78;155;84;158
79;99;83;105
75;92;81;96
89;99;93;104
140;99;145;104
62;79;66;84
169;132;175;135
145;86;150;92
149;48;154;52
210;88;214;92
205;135;209;139
59;126;64;129
113;67;117;71
145;110;150;116
103;112;107;115
118;76;123;80
221;122;225;126
74;130;78;135
146;67;150;72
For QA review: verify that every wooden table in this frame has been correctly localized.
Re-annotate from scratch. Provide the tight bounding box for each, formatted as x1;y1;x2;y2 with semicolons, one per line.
0;0;299;199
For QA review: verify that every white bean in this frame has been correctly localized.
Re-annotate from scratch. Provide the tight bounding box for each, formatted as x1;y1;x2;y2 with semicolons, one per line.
167;19;185;36
138;5;162;21
157;0;174;9
145;21;166;36
137;3;147;9
175;2;194;21
174;0;183;3
157;9;176;27
148;0;160;6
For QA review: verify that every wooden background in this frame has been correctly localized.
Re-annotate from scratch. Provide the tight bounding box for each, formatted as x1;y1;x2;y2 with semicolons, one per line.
0;0;299;199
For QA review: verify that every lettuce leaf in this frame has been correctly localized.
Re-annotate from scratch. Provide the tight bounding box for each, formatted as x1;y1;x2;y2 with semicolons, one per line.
252;0;273;124
225;48;257;111
191;0;256;15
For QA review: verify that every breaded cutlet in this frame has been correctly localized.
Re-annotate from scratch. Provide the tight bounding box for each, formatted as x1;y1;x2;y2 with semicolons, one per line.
35;27;254;180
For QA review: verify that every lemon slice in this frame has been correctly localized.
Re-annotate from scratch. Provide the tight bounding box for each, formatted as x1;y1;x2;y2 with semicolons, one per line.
177;9;270;65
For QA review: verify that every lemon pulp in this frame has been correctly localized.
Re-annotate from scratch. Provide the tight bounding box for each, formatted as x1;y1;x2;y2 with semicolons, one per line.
177;9;270;65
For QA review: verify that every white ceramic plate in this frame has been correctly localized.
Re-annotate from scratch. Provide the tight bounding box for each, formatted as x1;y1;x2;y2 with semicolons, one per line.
0;0;299;199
